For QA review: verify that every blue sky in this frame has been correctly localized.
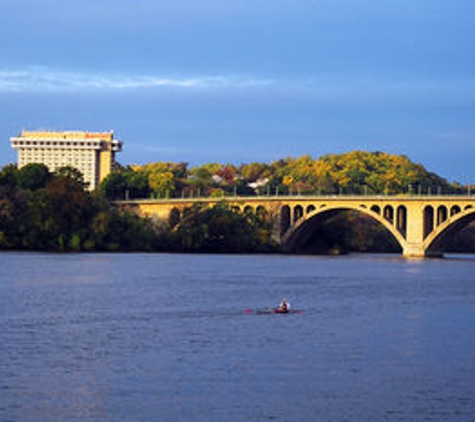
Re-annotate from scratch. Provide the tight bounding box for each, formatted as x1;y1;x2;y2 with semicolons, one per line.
1;0;475;183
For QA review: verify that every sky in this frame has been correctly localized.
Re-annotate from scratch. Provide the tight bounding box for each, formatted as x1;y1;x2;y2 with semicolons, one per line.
1;0;475;184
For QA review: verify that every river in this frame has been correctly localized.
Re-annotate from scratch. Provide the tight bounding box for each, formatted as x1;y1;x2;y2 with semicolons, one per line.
1;252;475;422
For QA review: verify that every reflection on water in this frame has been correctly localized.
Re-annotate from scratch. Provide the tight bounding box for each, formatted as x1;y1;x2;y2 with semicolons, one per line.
1;252;475;422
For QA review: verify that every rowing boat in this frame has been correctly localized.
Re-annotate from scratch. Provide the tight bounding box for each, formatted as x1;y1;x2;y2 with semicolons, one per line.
245;308;302;315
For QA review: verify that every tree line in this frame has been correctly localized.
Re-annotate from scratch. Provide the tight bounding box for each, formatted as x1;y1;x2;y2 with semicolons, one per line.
0;163;159;251
100;151;470;200
0;163;276;252
1;151;474;253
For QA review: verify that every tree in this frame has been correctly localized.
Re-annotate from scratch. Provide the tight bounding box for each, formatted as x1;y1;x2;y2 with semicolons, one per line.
16;163;51;191
100;172;128;200
240;162;271;183
149;171;175;198
0;188;17;248
55;166;87;190
0;164;18;189
126;171;150;198
44;174;91;250
168;202;277;253
216;164;237;185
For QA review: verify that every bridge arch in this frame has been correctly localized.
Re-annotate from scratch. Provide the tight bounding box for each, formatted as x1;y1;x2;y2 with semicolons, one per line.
383;205;394;223
451;205;461;216
396;205;407;236
371;205;381;214
437;206;448;225
280;205;291;236
424;207;475;255
424;205;435;239
256;205;268;219
281;204;407;253
243;205;254;215
294;205;304;223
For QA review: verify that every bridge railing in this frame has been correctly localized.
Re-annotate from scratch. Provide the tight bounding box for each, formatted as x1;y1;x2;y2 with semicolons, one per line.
116;191;475;204
117;183;473;202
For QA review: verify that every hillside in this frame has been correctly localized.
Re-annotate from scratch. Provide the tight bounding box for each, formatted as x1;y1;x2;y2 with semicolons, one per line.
101;151;467;200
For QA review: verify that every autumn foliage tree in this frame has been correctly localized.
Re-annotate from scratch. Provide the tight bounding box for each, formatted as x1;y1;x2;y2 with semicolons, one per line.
101;151;459;199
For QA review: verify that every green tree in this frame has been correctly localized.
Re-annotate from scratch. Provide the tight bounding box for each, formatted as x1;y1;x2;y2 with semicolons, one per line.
100;172;128;200
0;164;18;189
126;170;150;198
55;166;88;190
168;202;276;253
16;163;51;191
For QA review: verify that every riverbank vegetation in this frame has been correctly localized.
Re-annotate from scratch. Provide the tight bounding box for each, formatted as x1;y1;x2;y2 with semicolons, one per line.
0;163;160;251
1;151;474;253
0;163;276;252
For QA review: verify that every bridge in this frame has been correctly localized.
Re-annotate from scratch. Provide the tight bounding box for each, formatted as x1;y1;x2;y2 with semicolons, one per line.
117;195;475;258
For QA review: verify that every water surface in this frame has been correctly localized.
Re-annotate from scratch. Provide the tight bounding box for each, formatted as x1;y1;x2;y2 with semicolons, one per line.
1;253;475;421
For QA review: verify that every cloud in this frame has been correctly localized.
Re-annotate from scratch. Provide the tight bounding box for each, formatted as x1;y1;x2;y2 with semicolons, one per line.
0;67;277;92
1;66;474;111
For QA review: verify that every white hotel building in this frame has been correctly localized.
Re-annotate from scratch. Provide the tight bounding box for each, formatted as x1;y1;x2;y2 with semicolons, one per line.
10;130;123;190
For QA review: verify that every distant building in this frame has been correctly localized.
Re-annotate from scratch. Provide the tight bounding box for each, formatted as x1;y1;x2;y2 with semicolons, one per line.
10;130;123;190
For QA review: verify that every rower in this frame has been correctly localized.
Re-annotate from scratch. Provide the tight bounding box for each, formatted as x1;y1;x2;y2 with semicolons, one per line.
278;298;290;313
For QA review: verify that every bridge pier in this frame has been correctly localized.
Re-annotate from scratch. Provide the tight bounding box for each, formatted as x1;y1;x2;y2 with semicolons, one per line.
402;243;428;258
402;205;427;258
402;246;444;258
402;203;444;258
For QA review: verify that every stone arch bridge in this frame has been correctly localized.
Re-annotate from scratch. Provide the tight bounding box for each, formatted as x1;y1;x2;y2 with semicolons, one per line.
117;196;475;258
